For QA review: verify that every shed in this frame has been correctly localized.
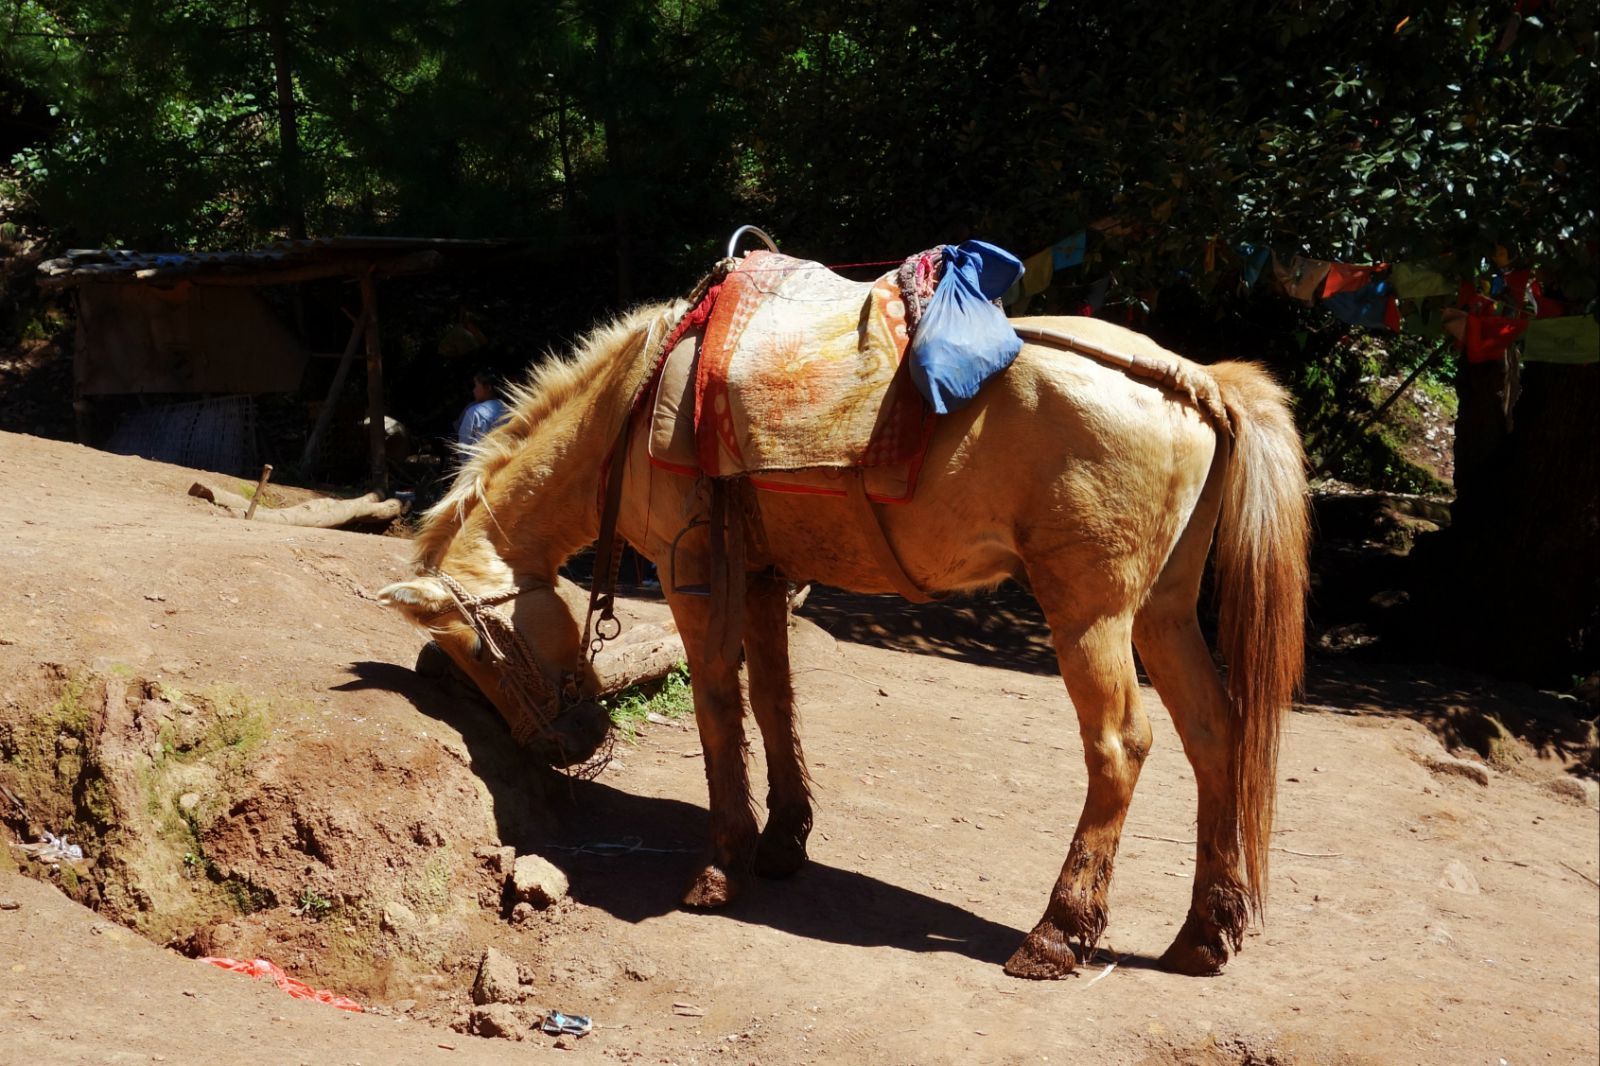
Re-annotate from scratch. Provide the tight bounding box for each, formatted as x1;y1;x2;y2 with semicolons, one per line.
38;236;514;488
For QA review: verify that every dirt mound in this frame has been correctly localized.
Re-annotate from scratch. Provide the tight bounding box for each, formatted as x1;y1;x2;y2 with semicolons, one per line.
3;430;1597;1064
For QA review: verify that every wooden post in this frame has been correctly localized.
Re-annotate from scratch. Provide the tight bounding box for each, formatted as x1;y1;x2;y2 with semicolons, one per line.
360;269;388;494
299;310;368;476
244;464;274;520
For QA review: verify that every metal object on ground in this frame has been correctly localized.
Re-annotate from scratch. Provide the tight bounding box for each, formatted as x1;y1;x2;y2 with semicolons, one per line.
540;1011;593;1037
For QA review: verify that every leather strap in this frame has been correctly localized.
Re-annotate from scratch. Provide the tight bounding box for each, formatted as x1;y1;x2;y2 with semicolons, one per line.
846;471;935;603
581;418;633;665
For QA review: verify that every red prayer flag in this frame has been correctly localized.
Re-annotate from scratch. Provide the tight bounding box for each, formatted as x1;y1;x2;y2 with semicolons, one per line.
1322;263;1384;299
1463;314;1530;363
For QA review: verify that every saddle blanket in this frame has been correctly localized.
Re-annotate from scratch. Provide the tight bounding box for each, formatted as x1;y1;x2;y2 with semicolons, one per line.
648;251;934;502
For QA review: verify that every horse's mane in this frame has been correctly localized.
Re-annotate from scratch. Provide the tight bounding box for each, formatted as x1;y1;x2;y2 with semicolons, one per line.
412;301;680;569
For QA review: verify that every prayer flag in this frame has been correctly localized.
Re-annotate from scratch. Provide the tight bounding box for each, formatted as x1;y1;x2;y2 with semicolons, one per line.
1236;243;1271;288
1051;232;1086;270
1521;316;1599;365
1322;263;1385;298
1277;255;1332;304
1463;314;1529;364
1324;278;1400;331
1390;262;1454;300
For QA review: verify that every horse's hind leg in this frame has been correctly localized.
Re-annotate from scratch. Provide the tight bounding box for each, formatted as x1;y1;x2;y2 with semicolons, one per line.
1005;604;1150;979
1133;598;1250;975
744;572;813;878
666;590;759;908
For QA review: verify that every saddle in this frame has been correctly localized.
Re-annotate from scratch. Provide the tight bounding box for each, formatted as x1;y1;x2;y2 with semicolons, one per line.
647;251;935;503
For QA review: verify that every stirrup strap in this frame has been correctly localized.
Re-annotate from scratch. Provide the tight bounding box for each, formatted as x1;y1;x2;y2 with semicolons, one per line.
581;419;633;665
845;471;935;604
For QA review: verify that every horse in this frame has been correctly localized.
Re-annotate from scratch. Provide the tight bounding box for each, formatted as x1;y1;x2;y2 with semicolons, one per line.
379;301;1309;978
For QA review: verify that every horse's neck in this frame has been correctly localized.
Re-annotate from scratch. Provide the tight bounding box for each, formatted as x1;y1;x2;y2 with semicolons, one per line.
448;320;654;582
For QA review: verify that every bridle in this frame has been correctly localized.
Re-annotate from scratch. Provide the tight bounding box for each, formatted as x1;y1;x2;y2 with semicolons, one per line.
418;416;635;759
423;568;569;748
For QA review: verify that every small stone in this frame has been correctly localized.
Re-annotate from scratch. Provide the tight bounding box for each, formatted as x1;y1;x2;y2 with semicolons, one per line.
468;1003;524;1040
511;854;569;908
1545;776;1599;808
1438;860;1481;895
471;948;524;1005
0;899;19;911
510;902;534;925
381;900;417;935
58;735;80;752
393;998;417;1014
1426;923;1455;946
554;1037;573;1050
178;793;201;812
473;844;516;878
1423;754;1490;787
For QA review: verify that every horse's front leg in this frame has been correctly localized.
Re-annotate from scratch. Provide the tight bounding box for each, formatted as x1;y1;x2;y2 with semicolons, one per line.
667;590;759;907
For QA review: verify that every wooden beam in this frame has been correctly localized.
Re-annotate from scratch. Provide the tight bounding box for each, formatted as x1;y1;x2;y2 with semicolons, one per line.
39;250;443;289
299;311;368;476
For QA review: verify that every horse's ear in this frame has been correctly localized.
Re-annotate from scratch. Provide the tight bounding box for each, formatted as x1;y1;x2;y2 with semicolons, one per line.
378;579;450;616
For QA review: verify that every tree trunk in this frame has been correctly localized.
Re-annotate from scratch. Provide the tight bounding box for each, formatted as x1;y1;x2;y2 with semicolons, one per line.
267;6;305;240
594;13;632;305
1423;358;1600;682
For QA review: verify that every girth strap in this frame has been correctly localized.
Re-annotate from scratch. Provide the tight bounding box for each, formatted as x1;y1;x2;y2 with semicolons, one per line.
845;471;935;604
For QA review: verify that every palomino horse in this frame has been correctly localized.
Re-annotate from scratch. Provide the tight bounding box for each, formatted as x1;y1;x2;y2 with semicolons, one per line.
380;304;1308;978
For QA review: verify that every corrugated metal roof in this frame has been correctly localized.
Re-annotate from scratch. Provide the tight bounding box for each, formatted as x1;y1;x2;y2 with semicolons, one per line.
38;236;518;285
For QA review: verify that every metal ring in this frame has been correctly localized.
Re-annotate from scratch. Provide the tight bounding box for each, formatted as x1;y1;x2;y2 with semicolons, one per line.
726;225;778;259
596;615;622;642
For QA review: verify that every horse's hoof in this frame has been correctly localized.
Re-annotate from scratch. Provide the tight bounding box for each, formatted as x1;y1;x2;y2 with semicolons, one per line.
1157;913;1230;976
682;864;739;908
754;831;807;879
1003;925;1078;979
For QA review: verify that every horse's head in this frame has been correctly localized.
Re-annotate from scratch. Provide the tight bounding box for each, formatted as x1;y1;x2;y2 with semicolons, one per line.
379;570;611;767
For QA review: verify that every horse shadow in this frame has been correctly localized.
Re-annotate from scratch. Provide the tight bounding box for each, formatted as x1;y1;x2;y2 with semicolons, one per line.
797;581;1062;676
336;659;1026;966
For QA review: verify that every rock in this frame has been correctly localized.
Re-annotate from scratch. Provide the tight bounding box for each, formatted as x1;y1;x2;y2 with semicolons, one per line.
509;902;534;925
471;948;524;1005
178;793;200;813
393;998;417;1014
1438;860;1481;895
511;854;569;908
473;844;516;878
1425;922;1454;947
1545;776;1599;809
0;899;20;911
380;900;417;935
1423;754;1490;787
468;1004;525;1040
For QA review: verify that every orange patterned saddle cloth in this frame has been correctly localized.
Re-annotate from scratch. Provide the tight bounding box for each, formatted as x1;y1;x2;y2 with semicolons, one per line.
647;251;934;502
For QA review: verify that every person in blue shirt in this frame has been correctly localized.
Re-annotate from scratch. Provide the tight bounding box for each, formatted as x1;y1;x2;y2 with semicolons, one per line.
456;369;510;448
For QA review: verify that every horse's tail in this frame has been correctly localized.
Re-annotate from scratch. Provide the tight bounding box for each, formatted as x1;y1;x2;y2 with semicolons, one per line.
1209;362;1310;918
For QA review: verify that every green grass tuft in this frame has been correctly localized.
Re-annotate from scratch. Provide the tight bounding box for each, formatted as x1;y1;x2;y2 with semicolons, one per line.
604;662;693;742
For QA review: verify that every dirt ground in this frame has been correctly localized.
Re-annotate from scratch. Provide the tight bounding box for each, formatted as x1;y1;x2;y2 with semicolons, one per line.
2;430;1597;1065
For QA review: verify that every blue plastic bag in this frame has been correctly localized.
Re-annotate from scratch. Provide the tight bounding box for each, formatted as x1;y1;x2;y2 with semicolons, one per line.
908;241;1024;415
